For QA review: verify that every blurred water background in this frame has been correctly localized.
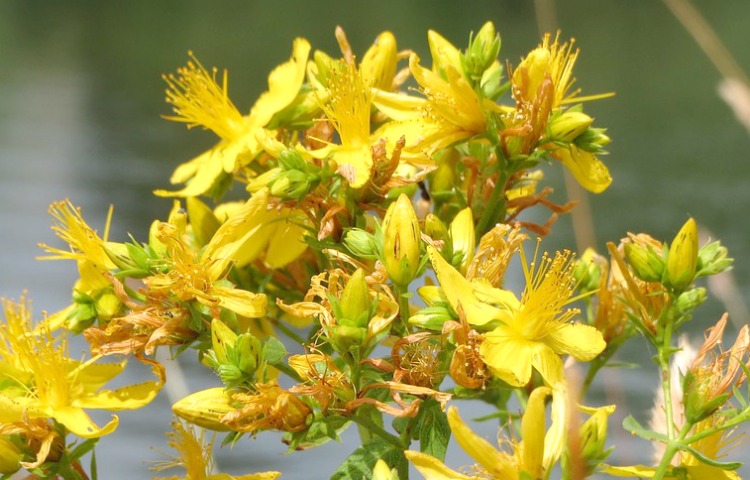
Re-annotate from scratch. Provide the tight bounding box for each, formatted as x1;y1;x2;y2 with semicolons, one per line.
1;0;750;478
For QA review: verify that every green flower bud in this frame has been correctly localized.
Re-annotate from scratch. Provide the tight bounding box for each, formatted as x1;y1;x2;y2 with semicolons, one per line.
624;243;664;282
696;240;733;277
574;127;611;154
666;218;699;291
339;269;371;328
104;241;138;272
682;370;729;424
578;405;616;471
427;29;462;78
270;169;312;199
408;305;453;331
480;61;505;100
333;325;367;352
246;167;283;193
235;333;262;377
572;248;604;294
675;287;706;315
382;194;421;287
343;228;379;259
462;22;501;81
548;111;593;143
424;214;450;248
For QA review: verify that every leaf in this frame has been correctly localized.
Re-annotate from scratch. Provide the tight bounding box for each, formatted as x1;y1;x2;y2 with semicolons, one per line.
285;414;351;450
679;443;742;470
622;415;668;442
330;440;407;480
416;398;450;461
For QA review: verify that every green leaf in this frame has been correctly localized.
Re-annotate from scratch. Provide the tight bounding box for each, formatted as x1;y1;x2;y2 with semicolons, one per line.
285;414;351;450
67;438;98;462
263;336;287;365
679;443;742;470
417;398;451;461
330;440;407;480
622;415;668;442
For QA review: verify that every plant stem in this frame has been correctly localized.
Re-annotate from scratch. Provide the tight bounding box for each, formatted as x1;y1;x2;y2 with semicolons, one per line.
351;413;406;449
395;284;411;334
651;422;693;480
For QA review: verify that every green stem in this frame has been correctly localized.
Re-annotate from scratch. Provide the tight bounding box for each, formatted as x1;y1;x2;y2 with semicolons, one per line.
351;413;406;449
395;284;412;334
652;422;693;480
659;315;677;442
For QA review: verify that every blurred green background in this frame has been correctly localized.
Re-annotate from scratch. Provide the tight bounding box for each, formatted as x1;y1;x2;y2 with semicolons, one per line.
1;0;749;478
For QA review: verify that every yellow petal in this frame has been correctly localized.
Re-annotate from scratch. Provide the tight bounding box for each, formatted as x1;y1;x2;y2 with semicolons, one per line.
50;406;119;439
447;406;515;478
262;213;310;268
479;326;535;387
551;145;612;194
404;450;472;480
334;144;372;189
544;322;606;361
372;89;425;121
449;207;475;273
428;246;505;327
213;286;267;318
248;38;311;127
75;381;161;411
154;146;226;198
74;360;127;392
603;465;659;478
543;384;568;471
530;343;564;387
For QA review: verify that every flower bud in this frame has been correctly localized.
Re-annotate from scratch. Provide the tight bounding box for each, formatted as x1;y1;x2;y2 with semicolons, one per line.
94;291;121;321
548;111;593;143
572;248;604;294
429;149;458;194
104;241;138;272
360;31;398;91
480;61;505;100
666;218;698;291
382;194;421;287
675;287;706;315
449;208;475;274
579;404;616;471
186;196;221;246
574;127;611;154
697;240;733;277
339;269;372;328
408;305;453;331
462;22;501;81
513;47;550;103
235;333;262;377
343;229;379;259
269;169;312;199
624;243;664;282
372;459;400;480
172;387;234;431
427;29;462;78
211;319;238;364
0;437;20;475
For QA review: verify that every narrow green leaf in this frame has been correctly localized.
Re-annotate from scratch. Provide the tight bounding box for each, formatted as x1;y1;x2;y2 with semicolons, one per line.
680;443;742;470
622;415;668;442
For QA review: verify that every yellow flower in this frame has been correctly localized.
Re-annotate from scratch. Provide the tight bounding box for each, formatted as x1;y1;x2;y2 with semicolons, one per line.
312;59;375;188
157;39;310;197
479;248;605;386
0;298;161;439
146;194;276;318
549;144;612;194
152;420;280;480
407;386;564;479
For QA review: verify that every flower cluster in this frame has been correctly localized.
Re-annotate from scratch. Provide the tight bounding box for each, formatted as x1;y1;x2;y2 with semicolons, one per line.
1;21;746;480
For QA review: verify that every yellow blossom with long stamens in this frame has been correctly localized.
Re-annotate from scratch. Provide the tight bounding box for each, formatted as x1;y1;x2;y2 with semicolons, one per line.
157;39;310;197
407;386;565;479
0;298;161;439
312;60;374;188
479;247;605;387
152;420;280;480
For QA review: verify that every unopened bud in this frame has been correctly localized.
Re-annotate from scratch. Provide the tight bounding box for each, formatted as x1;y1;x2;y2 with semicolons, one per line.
0;437;20;475
624;243;664;282
372;459;400;480
235;333;261;376
449;208;475;274
666;218;698;291
579;404;616;470
573;248;604;293
211;319;238;365
462;22;501;81
339;269;371;327
548;111;593;143
186;196;221;246
408;305;453;331
697;240;733;277
270;170;312;199
94;291;121;321
382;194;421;287
172;387;234;432
343;229;379;259
360;31;398;91
675;287;706;315
513;47;550;102
574;127;611;153
427;30;462;78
